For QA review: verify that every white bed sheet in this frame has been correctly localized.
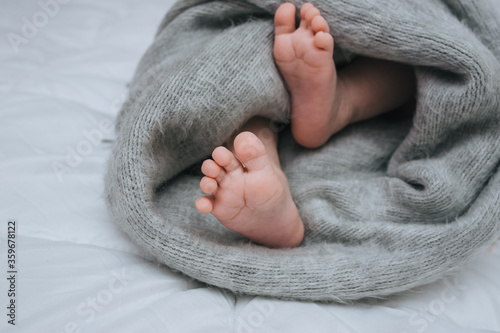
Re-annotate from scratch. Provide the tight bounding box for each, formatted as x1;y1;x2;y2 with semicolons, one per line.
1;0;499;332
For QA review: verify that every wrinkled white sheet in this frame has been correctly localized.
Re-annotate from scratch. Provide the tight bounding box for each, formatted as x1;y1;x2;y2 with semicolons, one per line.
0;0;499;332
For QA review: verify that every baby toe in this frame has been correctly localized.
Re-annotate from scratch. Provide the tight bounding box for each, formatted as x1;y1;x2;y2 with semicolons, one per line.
200;176;218;194
201;159;224;179
212;146;242;174
300;3;315;19
311;15;329;33
303;4;321;25
314;31;334;51
195;196;214;214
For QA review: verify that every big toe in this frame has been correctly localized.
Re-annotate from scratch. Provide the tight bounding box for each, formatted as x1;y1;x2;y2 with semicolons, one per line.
274;3;296;35
233;132;270;172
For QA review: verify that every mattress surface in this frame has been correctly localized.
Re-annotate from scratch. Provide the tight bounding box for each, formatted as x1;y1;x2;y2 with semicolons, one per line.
0;0;499;332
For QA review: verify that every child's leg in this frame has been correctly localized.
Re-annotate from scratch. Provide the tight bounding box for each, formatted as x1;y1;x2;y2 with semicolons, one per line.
195;117;304;248
274;3;416;148
338;56;416;124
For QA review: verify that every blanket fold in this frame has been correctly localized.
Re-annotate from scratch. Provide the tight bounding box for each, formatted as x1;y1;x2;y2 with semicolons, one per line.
105;0;500;301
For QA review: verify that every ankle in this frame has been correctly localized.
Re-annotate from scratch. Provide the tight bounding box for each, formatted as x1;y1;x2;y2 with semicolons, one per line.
331;76;356;132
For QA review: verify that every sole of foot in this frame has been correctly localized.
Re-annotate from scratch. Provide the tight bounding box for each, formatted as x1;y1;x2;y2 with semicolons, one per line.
274;2;350;148
195;131;304;248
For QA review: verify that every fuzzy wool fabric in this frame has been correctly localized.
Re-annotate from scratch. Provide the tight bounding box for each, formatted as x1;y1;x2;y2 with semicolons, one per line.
105;0;500;301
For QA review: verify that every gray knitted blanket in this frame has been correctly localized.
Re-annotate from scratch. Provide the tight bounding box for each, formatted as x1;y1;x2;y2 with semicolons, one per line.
105;0;500;302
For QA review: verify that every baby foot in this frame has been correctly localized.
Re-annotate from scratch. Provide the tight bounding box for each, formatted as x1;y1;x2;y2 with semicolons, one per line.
195;132;304;248
274;3;351;148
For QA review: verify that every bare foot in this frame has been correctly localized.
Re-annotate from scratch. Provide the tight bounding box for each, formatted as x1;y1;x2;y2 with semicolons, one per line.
195;132;304;248
274;2;352;148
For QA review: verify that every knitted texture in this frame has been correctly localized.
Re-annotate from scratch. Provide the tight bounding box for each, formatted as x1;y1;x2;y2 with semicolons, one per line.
105;0;500;301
